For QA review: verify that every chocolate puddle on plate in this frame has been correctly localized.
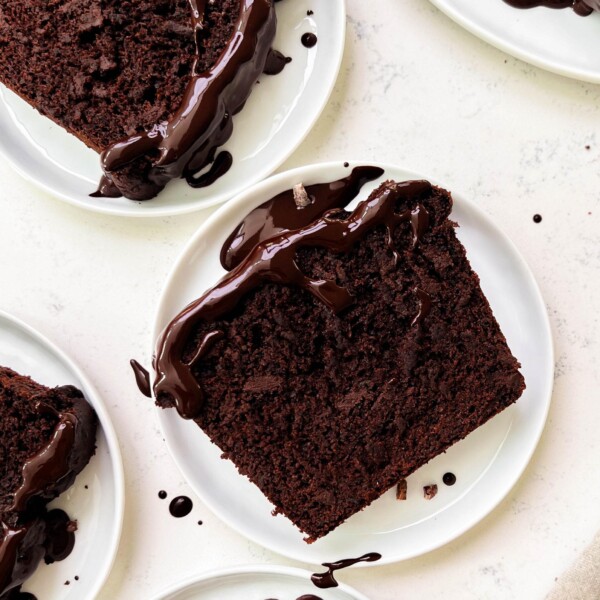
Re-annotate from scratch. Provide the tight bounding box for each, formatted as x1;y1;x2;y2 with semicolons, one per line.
311;553;382;589
130;360;151;398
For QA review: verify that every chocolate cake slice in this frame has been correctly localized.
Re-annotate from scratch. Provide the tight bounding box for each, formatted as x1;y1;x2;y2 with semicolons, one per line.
0;0;276;200
0;367;97;598
153;179;525;542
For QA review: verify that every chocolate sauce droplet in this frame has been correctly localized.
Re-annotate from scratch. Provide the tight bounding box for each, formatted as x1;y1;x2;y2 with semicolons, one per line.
158;490;167;500
301;32;318;48
263;49;292;75
44;509;76;564
443;472;457;486
186;151;233;189
169;496;193;518
533;214;542;223
130;360;151;398
311;553;382;589
297;596;323;600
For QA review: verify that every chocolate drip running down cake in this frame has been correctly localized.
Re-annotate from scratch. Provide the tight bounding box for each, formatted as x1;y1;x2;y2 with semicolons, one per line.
0;0;277;200
0;367;97;598
503;0;600;15
153;176;526;542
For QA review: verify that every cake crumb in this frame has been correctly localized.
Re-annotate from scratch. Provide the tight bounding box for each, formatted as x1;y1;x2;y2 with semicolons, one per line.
423;484;438;500
66;520;78;533
293;183;311;208
396;479;407;500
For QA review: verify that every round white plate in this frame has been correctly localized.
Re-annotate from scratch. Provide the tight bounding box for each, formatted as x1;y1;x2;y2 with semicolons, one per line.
430;0;600;83
0;1;345;217
0;310;124;599
152;161;553;565
151;565;370;600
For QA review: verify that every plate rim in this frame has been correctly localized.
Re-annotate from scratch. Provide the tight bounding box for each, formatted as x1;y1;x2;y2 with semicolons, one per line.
149;563;371;600
0;308;126;599
429;0;600;84
151;160;555;566
0;1;346;218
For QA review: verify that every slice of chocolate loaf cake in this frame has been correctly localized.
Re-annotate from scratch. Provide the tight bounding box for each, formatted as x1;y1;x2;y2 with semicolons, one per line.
0;0;276;200
0;367;97;597
153;179;525;542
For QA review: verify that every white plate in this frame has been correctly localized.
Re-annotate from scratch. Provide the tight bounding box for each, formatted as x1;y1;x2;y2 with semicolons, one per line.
152;161;553;565
151;565;370;600
0;310;124;599
430;0;600;83
0;1;345;217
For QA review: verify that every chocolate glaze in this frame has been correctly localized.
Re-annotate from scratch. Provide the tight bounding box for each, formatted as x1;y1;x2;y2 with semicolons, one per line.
263;49;292;75
220;166;385;271
311;553;382;589
169;496;193;518
90;175;122;199
186;151;233;188
503;0;598;15
130;360;151;398
9;593;37;600
10;402;77;513
43;509;76;564
0;520;46;598
97;0;277;200
154;179;433;420
301;32;318;47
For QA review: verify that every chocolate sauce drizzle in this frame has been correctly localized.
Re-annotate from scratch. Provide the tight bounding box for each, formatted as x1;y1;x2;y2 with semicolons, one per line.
0;524;28;593
186;151;233;188
10;402;77;512
130;360;152;398
263;49;292;75
503;0;598;15
220;166;385;270
311;553;382;589
96;0;276;199
154;179;433;420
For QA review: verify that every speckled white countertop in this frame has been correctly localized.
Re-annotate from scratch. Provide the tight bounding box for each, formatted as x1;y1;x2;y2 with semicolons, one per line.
1;1;599;599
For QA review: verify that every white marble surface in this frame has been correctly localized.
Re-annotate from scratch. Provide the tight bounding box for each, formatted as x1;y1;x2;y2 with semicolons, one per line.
0;1;599;598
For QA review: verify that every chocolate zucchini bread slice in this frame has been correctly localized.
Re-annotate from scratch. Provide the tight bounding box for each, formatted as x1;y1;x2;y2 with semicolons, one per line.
0;367;97;597
153;179;525;542
0;0;276;200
